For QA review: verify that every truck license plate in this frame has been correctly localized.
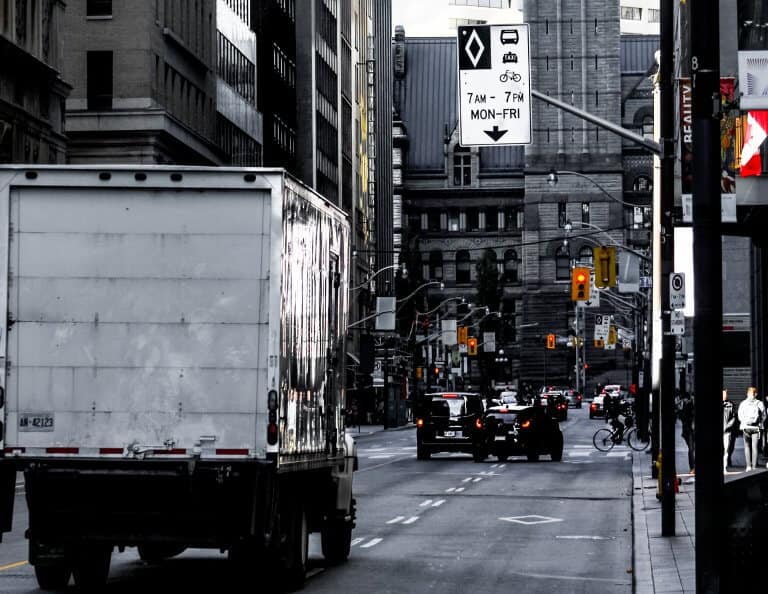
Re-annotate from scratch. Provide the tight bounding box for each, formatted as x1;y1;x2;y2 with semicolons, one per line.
19;413;55;432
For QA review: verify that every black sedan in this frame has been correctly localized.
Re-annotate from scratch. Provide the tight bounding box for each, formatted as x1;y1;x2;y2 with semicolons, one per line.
472;404;564;462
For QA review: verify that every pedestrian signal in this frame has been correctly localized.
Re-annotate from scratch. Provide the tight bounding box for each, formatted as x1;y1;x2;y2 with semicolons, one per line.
467;337;478;356
546;334;556;350
571;267;590;301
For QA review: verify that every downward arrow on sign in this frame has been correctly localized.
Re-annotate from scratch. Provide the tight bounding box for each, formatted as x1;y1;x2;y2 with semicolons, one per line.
484;126;508;142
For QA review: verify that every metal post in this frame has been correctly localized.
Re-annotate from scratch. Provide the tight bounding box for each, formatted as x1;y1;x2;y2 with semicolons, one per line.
659;0;677;537
691;0;723;590
575;305;581;394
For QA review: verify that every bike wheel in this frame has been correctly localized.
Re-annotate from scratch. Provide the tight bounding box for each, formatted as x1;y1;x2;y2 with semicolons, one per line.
593;428;615;452
627;427;650;451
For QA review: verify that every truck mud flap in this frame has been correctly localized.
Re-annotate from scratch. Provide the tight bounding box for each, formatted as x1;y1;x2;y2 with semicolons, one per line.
0;461;16;537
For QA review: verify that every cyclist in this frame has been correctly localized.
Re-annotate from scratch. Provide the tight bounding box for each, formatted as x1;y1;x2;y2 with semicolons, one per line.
604;392;625;442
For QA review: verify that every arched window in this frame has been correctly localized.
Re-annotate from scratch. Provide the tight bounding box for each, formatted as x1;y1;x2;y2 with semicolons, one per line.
456;250;471;284
429;251;443;280
642;115;653;140
555;245;571;281
578;245;593;267
504;249;519;283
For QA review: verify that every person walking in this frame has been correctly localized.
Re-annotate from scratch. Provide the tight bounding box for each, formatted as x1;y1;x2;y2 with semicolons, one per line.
676;390;695;474
722;389;736;472
737;386;765;471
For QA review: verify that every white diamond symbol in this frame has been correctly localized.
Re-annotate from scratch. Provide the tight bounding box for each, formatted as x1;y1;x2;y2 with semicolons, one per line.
465;29;485;68
499;515;564;525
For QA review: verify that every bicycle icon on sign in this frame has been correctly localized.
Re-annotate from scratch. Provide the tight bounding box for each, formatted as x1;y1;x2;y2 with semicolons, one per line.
499;70;522;83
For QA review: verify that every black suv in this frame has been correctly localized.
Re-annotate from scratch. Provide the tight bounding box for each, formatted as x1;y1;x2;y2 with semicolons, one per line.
415;392;485;459
472;404;564;462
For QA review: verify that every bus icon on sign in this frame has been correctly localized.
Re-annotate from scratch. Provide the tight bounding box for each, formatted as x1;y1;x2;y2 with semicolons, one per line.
500;29;519;44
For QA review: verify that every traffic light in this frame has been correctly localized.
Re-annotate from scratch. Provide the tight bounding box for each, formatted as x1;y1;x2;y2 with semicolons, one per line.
594;339;605;348
608;325;617;345
546;333;556;349
458;326;468;345
593;247;617;288
571;267;590;301
467;337;478;356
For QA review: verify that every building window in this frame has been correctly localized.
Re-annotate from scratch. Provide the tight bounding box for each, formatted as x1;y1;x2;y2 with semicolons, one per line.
456;250;471;284
453;147;471;186
633;175;653;192
555;246;571;281
578;245;593;267
648;9;660;23
581;202;590;225
557;202;567;228
642;115;653;140
427;211;441;231
448;209;460;232
620;6;642;21
87;51;113;111
87;0;112;17
485;208;499;232
466;208;480;231
429;251;444;280
503;249;519;283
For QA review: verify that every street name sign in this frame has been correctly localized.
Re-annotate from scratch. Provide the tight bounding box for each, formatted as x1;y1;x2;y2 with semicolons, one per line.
670;273;685;310
458;24;531;146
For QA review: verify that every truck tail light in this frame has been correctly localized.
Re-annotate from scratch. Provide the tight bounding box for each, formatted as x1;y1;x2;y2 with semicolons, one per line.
267;422;278;445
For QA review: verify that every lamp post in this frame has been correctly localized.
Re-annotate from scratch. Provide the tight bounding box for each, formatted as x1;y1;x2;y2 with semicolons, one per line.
350;262;407;292
548;169;643;208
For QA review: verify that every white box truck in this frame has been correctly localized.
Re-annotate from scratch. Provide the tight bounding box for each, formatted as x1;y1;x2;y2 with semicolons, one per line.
0;166;357;591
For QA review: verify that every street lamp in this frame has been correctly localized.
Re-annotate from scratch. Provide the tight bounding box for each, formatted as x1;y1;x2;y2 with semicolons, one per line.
350;262;407;292
548;169;642;208
564;220;650;262
396;281;444;308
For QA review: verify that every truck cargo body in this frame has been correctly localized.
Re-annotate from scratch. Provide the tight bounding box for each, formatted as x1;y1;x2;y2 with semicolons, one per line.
0;166;356;590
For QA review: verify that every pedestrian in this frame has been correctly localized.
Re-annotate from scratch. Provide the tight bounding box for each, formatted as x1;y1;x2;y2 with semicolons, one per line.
722;389;736;472
675;390;695;474
737;386;765;471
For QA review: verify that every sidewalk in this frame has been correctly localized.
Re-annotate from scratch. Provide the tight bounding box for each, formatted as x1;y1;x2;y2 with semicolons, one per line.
347;423;415;438
632;445;695;594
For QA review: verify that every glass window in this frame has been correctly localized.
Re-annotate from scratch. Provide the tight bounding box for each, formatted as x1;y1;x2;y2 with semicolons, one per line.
504;249;519;283
429;251;443;280
633;175;652;192
485;209;499;231
581;202;590;225
648;9;660;23
87;0;112;17
453;152;471;186
642;115;653;140
620;6;642;20
427;211;441;231
558;202;567;228
466;208;480;231
456;250;471;284
555;246;571;281
448;209;460;232
87;51;113;110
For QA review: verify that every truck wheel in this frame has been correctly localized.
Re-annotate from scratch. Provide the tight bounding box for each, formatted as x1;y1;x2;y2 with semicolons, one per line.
137;544;187;563
34;565;71;591
72;545;111;591
282;506;309;591
322;496;355;565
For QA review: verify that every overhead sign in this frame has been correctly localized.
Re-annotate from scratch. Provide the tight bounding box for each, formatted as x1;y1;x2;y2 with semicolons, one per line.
458;24;531;146
670;273;686;310
670;310;685;336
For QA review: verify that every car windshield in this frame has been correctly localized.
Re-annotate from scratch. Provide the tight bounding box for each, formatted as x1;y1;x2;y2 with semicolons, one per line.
432;397;469;417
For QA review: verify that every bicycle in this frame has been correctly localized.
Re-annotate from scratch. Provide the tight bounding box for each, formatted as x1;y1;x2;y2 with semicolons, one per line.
499;70;522;83
592;417;649;452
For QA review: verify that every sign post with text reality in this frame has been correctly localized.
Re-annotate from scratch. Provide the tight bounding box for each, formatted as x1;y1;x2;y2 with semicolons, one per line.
458;24;531;146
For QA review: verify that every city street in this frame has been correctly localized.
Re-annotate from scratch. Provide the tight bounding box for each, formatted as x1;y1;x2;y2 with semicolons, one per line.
0;409;634;593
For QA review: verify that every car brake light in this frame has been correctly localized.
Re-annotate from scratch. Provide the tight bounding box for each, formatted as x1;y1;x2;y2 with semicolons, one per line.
521;419;531;429
591;403;597;409
577;395;582;400
443;393;458;399
475;418;483;430
416;418;424;428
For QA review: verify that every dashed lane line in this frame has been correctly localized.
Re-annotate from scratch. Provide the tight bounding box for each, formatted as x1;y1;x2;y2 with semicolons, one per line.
446;487;456;493
351;537;365;547
386;516;405;524
473;477;483;483
360;538;383;549
455;487;466;493
419;500;433;507
462;477;472;483
369;455;395;459
431;499;446;507
402;516;420;525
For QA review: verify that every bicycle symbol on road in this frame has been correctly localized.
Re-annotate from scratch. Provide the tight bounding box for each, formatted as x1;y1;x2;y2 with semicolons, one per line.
499;70;522;83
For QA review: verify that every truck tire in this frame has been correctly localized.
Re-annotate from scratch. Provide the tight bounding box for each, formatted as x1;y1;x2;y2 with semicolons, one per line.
72;545;111;591
321;519;352;565
34;565;71;591
281;506;308;591
137;544;187;563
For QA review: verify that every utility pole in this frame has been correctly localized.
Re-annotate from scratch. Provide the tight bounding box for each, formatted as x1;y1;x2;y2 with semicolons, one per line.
574;305;581;394
659;0;677;537
691;0;723;590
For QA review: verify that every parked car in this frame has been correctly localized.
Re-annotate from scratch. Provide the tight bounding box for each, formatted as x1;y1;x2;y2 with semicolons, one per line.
415;392;485;459
540;391;568;421
472;405;564;462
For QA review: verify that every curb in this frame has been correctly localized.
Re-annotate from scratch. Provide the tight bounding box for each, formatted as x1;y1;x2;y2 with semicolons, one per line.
349;424;416;439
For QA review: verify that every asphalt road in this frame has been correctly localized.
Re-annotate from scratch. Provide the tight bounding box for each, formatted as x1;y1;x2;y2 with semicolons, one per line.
0;407;633;593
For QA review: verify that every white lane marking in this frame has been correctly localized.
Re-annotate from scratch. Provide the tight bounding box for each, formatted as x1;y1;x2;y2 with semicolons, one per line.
360;538;383;548
473;477;482;483
431;499;446;508
462;477;472;483
359;447;387;452
455;487;465;493
419;500;433;507
351;537;365;546
369;455;395;459
556;535;615;541
499;515;563;525
572;445;593;449
498;464;506;469
386;516;405;524
567;451;592;457
607;452;630;458
446;487;456;493
402;516;420;525
505;570;629;585
400;446;417;450
564;460;593;465
490;463;499;468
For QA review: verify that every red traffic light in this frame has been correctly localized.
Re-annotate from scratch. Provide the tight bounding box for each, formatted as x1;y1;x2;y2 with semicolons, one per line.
576;272;587;283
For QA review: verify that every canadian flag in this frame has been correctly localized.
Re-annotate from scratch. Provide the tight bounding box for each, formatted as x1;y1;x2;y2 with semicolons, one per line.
740;111;768;177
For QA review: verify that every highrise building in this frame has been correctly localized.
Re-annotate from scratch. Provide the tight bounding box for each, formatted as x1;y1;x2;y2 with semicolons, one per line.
62;0;261;165
0;0;70;163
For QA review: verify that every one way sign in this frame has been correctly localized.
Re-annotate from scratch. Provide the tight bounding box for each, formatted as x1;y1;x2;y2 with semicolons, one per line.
458;24;532;146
